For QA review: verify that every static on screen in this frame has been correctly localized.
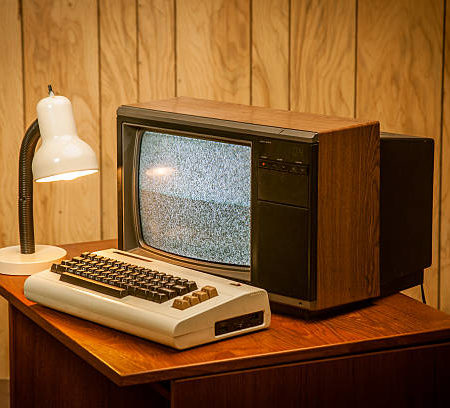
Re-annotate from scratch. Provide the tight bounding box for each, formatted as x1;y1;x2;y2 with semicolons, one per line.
139;131;251;266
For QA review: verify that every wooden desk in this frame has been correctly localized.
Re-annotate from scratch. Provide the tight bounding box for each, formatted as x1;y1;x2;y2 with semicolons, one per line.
1;241;450;407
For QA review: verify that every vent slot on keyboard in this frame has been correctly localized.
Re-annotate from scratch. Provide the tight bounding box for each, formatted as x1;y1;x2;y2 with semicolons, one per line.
215;311;264;336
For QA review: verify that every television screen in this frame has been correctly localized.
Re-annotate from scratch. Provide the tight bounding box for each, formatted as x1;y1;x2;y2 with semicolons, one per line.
138;130;251;266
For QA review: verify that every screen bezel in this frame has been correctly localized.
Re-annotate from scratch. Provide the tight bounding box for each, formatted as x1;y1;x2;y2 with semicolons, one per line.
131;124;253;278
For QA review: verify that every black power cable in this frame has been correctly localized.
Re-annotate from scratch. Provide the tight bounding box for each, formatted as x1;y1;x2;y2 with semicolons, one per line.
421;283;427;304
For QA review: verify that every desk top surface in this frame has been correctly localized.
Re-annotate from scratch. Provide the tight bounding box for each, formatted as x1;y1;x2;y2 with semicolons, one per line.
1;240;450;386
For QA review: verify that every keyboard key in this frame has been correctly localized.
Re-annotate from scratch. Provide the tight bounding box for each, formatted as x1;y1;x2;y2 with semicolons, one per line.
172;298;190;310
154;292;169;303
150;279;163;286
158;288;177;299
192;291;208;302
202;286;218;299
51;263;68;274
128;285;140;295
186;281;198;292
184;295;200;306
173;285;188;296
60;272;128;298
65;261;78;269
80;252;91;258
135;288;150;299
96;262;107;269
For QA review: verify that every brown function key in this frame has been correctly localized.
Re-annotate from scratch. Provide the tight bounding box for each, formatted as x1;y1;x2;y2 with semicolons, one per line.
184;295;200;306
172;298;190;310
202;286;218;298
192;291;208;302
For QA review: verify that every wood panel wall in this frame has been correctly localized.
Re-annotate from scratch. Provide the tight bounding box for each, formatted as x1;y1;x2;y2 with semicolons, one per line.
0;0;449;377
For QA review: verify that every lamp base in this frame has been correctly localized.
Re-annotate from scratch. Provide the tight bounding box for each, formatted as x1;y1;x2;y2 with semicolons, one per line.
0;245;66;275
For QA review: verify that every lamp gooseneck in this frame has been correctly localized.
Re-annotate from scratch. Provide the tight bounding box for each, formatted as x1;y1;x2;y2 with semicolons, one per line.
18;119;40;254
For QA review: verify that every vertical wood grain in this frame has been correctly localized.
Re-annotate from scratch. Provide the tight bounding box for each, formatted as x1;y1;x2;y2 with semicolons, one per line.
0;0;23;248
0;299;8;379
176;0;250;104
251;0;289;109
22;0;101;245
0;0;23;379
290;0;355;117
316;124;380;309
138;0;175;101
440;3;450;313
357;0;444;307
100;0;138;240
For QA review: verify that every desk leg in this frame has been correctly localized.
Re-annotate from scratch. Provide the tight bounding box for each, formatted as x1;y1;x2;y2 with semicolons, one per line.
8;305;169;408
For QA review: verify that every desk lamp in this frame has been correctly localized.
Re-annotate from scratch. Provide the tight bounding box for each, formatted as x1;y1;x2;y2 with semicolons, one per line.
0;86;98;275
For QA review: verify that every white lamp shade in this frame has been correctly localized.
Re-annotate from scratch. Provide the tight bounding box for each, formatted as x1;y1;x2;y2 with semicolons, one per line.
33;95;98;182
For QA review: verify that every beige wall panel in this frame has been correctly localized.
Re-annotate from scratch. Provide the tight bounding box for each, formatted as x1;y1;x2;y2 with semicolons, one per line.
0;0;23;247
176;0;250;103
358;0;444;308
252;0;289;109
0;0;22;379
100;0;138;240
290;0;355;117
22;0;101;245
138;0;175;101
440;4;450;313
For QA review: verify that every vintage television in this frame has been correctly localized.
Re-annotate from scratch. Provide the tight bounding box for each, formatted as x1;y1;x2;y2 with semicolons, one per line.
117;97;433;312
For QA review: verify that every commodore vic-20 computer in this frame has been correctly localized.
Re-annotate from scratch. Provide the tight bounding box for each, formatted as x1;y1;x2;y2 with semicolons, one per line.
25;98;434;347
